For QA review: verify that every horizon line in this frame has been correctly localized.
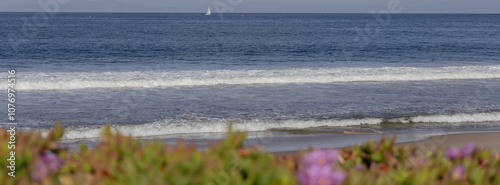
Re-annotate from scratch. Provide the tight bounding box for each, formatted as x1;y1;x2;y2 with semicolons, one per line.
0;11;499;14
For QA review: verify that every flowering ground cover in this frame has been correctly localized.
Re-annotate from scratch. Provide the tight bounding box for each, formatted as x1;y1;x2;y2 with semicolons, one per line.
1;124;499;185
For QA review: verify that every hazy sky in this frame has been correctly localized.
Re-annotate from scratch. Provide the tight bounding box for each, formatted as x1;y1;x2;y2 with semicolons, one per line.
1;0;499;13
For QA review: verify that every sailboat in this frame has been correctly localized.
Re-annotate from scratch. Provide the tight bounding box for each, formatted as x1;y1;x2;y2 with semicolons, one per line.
205;6;211;15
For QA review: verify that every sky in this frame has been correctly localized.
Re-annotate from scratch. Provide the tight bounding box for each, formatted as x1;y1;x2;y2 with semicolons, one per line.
1;0;499;13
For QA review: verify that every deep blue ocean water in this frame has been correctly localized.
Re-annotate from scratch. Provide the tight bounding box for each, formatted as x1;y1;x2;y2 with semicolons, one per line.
1;13;499;139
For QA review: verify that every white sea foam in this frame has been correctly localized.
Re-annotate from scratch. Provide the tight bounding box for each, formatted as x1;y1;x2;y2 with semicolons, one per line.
3;65;500;91
57;112;500;140
408;112;500;123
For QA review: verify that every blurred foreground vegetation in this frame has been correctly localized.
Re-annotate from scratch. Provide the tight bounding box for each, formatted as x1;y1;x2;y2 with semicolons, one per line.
1;124;499;185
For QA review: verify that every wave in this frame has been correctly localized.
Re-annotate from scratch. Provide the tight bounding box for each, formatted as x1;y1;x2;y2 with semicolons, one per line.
55;112;500;140
2;65;500;91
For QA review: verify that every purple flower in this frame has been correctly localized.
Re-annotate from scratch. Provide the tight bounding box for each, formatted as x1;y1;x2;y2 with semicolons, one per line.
451;166;466;180
445;147;461;160
303;149;340;168
331;170;347;185
41;152;63;172
460;142;475;157
31;162;49;181
445;142;476;160
355;164;364;171
298;149;346;185
298;165;346;185
31;152;63;181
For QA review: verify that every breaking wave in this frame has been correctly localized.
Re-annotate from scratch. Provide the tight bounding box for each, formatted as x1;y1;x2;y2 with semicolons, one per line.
55;112;500;140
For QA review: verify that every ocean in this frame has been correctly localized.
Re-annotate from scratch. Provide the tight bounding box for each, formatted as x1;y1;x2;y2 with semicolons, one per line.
1;13;499;150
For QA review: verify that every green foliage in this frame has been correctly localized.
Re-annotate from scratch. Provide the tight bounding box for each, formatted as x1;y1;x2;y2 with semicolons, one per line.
1;124;500;185
0;124;296;185
0;123;66;185
338;136;500;185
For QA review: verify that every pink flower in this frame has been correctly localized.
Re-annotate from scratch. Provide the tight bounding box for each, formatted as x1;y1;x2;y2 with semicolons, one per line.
355;164;364;171
41;152;63;171
303;149;340;168
299;165;346;185
460;142;475;157
451;166;466;180
31;162;50;181
298;149;346;185
31;152;63;181
446;142;475;160
445;147;461;160
331;170;347;185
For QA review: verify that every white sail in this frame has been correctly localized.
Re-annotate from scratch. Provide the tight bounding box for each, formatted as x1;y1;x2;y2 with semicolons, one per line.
205;6;211;15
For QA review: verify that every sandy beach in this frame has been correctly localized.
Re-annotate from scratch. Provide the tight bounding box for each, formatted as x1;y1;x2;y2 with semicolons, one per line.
396;132;500;153
274;131;500;156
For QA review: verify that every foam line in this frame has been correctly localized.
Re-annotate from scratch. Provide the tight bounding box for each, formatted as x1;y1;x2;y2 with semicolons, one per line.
2;65;500;91
53;112;500;140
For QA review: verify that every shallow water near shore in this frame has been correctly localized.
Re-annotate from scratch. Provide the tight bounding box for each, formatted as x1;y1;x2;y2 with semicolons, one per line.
60;121;500;152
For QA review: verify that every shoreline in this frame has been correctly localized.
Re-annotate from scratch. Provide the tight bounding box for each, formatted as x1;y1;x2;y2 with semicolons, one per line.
61;128;500;155
274;131;500;156
395;132;500;153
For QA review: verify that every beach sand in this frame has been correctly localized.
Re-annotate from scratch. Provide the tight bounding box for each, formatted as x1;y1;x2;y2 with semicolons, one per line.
62;130;500;155
396;132;500;153
274;132;500;156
